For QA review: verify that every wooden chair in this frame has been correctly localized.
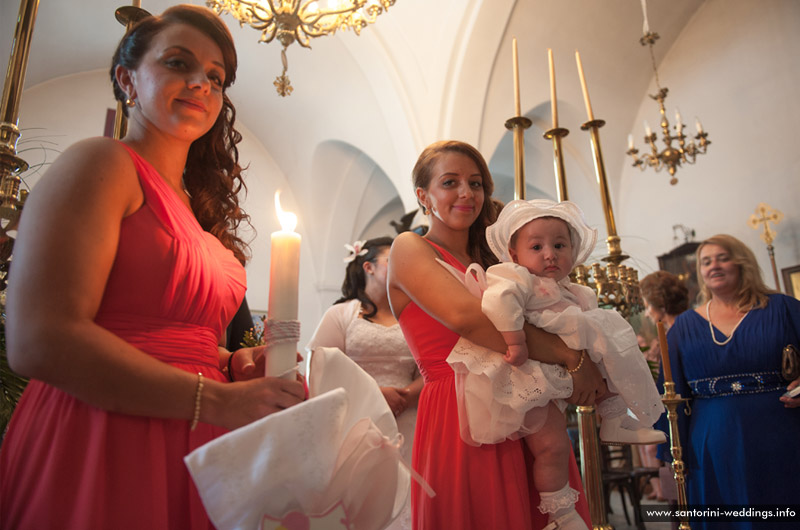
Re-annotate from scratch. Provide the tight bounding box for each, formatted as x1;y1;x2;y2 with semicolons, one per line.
601;444;660;530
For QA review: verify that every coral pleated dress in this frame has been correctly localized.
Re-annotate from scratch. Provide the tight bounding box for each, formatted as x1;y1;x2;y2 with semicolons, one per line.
0;143;246;529
398;240;590;530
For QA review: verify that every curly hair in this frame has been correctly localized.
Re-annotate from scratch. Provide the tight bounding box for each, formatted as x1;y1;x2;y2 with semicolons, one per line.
335;237;394;321
640;270;689;316
110;4;250;263
412;141;499;267
696;234;776;311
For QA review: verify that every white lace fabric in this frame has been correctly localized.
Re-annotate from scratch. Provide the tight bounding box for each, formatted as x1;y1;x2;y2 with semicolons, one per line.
441;260;665;446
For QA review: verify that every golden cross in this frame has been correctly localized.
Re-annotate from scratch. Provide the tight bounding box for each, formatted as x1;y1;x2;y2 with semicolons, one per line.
748;202;783;246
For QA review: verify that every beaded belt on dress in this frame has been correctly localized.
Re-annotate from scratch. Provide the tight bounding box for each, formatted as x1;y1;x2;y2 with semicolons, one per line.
688;370;785;398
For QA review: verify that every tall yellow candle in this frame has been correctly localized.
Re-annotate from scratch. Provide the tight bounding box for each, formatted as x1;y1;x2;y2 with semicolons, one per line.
657;320;673;383
513;37;521;117
548;48;558;128
575;50;594;121
266;191;301;377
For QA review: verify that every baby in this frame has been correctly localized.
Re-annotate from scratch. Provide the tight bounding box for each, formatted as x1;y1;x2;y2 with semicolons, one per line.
443;199;665;530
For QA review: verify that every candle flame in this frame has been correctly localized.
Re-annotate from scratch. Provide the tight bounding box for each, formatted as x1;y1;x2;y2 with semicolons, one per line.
274;190;297;232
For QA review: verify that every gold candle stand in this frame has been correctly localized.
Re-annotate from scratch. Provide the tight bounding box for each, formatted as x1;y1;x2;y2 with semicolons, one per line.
580;118;630;264
0;0;39;227
504;115;532;200
661;380;692;530
577;405;613;530
543;127;570;201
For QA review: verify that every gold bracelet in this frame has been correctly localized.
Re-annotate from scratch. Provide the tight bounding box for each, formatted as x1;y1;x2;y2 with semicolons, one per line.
190;372;204;431
566;350;585;374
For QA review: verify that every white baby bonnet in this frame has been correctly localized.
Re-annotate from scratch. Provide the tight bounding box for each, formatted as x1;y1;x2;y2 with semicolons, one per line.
486;199;597;266
184;347;431;530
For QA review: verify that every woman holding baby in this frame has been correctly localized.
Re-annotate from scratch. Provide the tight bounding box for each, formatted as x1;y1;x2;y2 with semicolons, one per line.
387;140;601;530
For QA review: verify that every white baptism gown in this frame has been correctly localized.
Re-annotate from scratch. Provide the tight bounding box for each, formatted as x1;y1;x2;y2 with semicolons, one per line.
443;261;664;445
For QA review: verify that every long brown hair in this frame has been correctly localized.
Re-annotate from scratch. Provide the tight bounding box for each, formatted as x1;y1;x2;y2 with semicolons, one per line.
696;234;775;311
110;4;250;263
412;140;498;267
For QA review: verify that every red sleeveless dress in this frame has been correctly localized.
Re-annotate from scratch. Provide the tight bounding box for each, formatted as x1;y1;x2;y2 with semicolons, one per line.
0;143;246;529
398;240;590;529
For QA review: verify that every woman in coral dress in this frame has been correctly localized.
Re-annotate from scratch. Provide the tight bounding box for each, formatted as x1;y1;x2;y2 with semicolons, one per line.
0;6;304;529
387;141;603;529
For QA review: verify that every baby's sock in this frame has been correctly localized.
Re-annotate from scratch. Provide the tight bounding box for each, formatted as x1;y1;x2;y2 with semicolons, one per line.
597;395;644;429
539;483;586;530
596;394;626;419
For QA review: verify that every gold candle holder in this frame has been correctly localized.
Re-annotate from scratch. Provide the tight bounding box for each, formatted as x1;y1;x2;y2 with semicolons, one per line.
661;380;692;530
543;127;570;201
581;118;624;255
504;116;532;200
577;405;613;530
0;0;39;225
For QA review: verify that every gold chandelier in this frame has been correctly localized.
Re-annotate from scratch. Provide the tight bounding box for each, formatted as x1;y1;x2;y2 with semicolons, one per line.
625;6;710;185
206;0;396;96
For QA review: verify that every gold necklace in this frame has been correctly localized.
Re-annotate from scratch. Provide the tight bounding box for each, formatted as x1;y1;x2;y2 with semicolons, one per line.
706;300;749;346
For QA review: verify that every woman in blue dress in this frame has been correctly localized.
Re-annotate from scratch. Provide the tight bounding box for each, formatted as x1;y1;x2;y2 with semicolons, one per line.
657;234;800;529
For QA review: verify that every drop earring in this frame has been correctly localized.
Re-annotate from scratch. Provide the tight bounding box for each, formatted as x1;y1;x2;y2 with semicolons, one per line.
125;96;136;108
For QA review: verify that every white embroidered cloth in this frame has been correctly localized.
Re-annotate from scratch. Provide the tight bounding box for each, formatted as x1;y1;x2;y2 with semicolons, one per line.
184;347;419;530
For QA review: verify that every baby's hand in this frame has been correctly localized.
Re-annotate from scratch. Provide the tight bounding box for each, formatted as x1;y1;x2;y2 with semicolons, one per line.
504;343;529;366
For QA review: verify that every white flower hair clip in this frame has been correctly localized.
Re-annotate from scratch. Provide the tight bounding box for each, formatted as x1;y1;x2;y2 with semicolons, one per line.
343;240;368;263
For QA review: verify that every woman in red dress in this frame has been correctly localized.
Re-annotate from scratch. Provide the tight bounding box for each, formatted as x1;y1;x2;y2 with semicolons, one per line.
0;6;304;529
387;141;603;529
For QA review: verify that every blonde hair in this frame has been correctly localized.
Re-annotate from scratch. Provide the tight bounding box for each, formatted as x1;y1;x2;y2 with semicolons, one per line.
696;234;775;311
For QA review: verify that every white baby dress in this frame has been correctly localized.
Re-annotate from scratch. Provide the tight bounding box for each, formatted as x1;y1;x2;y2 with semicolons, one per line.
442;260;664;446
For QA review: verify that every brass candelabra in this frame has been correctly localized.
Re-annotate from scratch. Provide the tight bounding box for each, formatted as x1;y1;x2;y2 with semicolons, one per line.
569;117;644;320
0;0;39;231
625;32;710;185
661;380;692;529
207;0;397;96
505;116;531;200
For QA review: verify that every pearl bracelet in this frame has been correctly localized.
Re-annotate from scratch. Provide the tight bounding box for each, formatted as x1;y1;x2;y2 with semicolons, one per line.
567;350;585;374
190;372;204;431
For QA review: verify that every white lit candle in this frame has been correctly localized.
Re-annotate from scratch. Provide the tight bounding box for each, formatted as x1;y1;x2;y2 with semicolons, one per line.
575;50;594;121
513;37;521;117
548;48;558;128
644;120;653;137
696;118;704;134
266;191;301;377
628;133;634;150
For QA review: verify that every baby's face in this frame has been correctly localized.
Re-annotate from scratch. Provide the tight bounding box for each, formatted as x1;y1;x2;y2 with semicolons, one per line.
509;217;574;281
